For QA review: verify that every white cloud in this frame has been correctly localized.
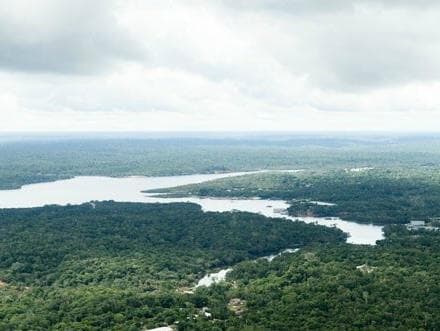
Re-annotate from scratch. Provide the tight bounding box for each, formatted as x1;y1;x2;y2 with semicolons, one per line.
0;0;439;132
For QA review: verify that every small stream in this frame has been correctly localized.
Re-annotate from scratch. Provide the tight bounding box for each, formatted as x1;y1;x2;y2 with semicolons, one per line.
196;248;301;287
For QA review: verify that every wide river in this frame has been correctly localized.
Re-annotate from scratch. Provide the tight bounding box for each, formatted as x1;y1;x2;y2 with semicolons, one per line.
0;172;383;245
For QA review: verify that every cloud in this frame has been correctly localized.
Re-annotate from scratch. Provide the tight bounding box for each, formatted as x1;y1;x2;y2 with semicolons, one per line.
0;0;439;131
211;1;440;90
0;0;141;74
218;0;440;14
116;1;440;92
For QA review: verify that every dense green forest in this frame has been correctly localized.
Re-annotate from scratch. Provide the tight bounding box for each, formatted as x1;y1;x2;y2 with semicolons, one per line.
151;169;440;225
2;203;437;330
184;226;440;330
1;135;440;189
0;201;345;330
2;136;440;330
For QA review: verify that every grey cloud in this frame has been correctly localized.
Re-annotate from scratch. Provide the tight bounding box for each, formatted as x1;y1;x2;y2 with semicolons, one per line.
213;0;440;90
132;0;440;93
0;0;142;74
1;0;440;96
293;13;440;90
217;0;349;14
218;0;440;14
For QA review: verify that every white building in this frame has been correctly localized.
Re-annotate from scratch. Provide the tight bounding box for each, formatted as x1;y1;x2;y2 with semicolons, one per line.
410;220;425;227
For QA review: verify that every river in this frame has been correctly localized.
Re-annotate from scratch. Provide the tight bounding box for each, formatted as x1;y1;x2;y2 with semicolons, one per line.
196;248;301;287
0;172;383;245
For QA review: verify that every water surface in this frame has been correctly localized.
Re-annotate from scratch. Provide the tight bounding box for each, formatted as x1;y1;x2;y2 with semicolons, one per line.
0;173;384;245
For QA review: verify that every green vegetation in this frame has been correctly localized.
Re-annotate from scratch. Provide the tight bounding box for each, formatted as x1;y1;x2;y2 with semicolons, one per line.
2;135;440;330
0;201;345;330
187;226;440;330
2;202;439;330
2;135;440;189
152;169;440;225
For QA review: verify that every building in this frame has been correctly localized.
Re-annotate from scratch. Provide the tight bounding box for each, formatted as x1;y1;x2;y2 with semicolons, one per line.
406;220;426;231
410;220;425;227
356;264;376;274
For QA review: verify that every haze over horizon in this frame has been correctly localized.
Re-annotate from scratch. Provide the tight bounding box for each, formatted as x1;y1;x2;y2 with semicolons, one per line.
1;0;440;132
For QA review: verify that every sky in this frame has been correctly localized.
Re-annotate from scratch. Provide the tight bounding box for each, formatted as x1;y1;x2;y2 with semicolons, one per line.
0;0;439;132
